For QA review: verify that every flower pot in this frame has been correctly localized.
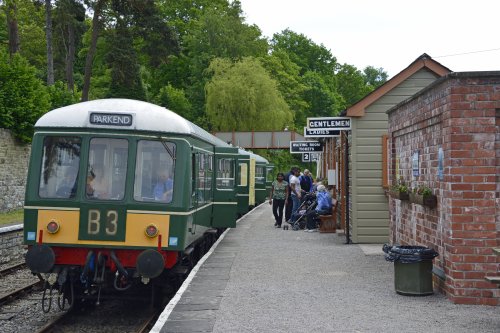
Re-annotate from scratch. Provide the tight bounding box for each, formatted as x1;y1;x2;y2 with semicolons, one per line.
423;194;437;209
390;191;409;201
409;192;424;205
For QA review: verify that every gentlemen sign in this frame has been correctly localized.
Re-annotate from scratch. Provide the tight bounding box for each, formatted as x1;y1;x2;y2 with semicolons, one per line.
290;141;323;153
304;127;340;138
307;117;351;131
89;112;133;126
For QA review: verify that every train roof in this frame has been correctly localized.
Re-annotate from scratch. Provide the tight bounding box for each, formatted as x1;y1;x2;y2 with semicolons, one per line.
35;99;230;147
237;148;269;164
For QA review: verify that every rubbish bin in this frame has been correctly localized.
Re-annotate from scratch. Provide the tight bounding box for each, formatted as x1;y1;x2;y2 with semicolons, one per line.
383;244;439;296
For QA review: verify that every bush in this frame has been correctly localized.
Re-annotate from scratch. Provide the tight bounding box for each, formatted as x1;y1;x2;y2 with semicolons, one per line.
0;51;50;142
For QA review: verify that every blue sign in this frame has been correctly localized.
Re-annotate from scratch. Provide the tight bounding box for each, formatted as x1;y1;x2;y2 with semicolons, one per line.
438;147;444;180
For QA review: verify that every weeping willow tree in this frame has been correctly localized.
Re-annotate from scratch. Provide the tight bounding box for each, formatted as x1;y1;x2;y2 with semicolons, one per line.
205;57;293;131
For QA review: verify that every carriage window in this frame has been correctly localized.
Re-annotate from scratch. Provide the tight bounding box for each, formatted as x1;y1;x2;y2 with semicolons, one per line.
239;163;248;187
39;136;81;199
134;140;176;203
266;167;274;182
86;138;128;200
255;166;265;185
216;158;234;190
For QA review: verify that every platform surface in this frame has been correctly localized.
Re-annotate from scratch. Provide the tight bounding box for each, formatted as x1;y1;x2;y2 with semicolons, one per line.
155;204;500;333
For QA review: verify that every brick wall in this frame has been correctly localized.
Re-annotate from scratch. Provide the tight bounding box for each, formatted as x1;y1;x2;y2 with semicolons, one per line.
0;227;25;266
388;72;500;305
0;129;31;212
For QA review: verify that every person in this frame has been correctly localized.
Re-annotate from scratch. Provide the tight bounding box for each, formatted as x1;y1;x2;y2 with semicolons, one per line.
288;167;302;223
299;169;313;195
268;173;289;228
86;170;95;197
312;177;322;192
91;166;109;199
305;184;332;232
284;167;298;222
154;172;173;202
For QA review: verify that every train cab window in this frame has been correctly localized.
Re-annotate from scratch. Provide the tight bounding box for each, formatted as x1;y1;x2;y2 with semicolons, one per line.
216;158;235;190
255;166;265;185
134;140;176;203
86;138;128;200
39;136;81;199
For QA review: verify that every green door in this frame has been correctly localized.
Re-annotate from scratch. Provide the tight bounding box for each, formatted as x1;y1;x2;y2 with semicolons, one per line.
212;147;238;228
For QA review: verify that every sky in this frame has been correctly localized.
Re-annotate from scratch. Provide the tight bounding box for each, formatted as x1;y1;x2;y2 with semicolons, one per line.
238;0;500;78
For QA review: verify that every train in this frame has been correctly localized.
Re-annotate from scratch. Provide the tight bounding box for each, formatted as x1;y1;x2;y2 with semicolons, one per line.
23;99;271;310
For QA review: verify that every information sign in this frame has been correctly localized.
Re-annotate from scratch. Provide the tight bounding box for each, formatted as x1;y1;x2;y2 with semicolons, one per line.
307;117;351;131
302;153;320;162
304;127;340;138
290;141;323;153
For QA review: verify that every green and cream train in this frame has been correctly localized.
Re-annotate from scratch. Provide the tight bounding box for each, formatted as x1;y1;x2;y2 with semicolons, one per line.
23;99;269;308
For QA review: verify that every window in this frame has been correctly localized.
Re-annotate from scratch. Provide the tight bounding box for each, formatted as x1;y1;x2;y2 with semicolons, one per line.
255;166;265;185
266;167;274;182
134;140;175;203
87;138;128;200
239;163;248;187
39;136;81;199
216;158;235;189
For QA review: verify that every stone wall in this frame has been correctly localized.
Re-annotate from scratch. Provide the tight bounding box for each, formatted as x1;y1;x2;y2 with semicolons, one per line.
0;129;31;212
0;226;25;266
388;72;500;305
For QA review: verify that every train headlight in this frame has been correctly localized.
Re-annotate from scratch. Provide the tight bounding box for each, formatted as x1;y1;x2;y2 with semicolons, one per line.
145;224;159;238
46;220;60;234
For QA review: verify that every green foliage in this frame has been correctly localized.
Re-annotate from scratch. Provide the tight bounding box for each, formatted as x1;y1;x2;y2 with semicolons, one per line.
413;185;433;197
0;50;50;142
47;81;79;109
154;84;193;119
205;57;292;131
336;64;373;107
391;180;409;194
363;66;388;89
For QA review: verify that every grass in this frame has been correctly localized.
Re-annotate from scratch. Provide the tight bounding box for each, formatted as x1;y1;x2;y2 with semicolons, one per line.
0;209;23;226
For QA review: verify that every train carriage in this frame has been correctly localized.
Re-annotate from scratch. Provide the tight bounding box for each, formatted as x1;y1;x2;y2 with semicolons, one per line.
23;99;243;307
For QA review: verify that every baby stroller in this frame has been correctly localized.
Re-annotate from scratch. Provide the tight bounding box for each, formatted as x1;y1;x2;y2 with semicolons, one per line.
288;192;317;231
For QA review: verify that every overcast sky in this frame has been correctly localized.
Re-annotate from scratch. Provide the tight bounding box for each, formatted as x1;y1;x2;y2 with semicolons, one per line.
238;0;500;78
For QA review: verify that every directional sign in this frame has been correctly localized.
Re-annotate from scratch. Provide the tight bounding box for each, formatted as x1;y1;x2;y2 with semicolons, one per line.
304;127;340;138
290;141;323;153
307;117;351;131
311;153;319;162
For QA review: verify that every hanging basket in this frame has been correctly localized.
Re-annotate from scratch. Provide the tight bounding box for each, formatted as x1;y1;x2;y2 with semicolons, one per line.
390;190;409;201
409;193;437;209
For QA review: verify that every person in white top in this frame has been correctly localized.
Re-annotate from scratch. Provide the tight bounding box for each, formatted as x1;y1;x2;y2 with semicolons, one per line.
288;168;301;223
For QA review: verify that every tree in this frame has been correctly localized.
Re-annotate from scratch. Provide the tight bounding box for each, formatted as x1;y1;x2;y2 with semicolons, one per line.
0;50;50;142
81;0;105;101
336;63;372;107
363;66;388;89
205;57;292;131
5;0;20;57
44;0;54;85
154;84;193;119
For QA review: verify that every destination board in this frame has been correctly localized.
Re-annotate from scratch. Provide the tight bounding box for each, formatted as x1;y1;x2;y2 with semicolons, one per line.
307;117;351;131
290;141;323;153
89;112;133;126
304;127;340;138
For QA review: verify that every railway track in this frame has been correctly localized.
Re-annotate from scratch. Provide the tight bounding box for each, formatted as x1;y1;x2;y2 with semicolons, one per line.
0;262;27;277
0;262;43;306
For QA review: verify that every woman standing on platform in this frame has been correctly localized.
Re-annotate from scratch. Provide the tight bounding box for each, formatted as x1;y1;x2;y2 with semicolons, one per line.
269;173;289;228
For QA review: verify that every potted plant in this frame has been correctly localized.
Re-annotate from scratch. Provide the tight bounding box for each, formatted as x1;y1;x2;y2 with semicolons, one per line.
410;185;437;208
390;180;409;201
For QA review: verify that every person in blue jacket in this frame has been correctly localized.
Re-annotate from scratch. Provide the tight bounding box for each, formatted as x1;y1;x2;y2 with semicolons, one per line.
305;184;332;232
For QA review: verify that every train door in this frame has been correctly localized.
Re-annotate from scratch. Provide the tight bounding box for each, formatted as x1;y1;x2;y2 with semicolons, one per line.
212;147;238;228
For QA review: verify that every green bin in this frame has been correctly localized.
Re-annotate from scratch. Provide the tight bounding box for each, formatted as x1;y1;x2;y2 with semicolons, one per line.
383;244;439;296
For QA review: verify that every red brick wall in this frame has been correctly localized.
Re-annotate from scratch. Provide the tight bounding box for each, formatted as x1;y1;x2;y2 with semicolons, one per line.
388;73;500;305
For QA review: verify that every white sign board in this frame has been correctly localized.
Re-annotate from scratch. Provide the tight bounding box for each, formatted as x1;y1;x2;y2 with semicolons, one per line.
302;153;320;162
307;117;351;131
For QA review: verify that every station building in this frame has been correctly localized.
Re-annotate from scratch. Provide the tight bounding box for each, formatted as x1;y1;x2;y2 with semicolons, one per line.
387;71;500;305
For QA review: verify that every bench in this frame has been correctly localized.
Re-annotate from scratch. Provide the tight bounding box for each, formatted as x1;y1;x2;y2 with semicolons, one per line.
485;247;500;288
318;198;338;233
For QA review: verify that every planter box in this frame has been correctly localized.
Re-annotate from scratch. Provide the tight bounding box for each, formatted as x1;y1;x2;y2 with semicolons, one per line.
409;193;437;209
390;191;409;201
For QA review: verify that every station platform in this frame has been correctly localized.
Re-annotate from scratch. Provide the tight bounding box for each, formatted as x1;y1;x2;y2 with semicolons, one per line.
152;204;499;333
